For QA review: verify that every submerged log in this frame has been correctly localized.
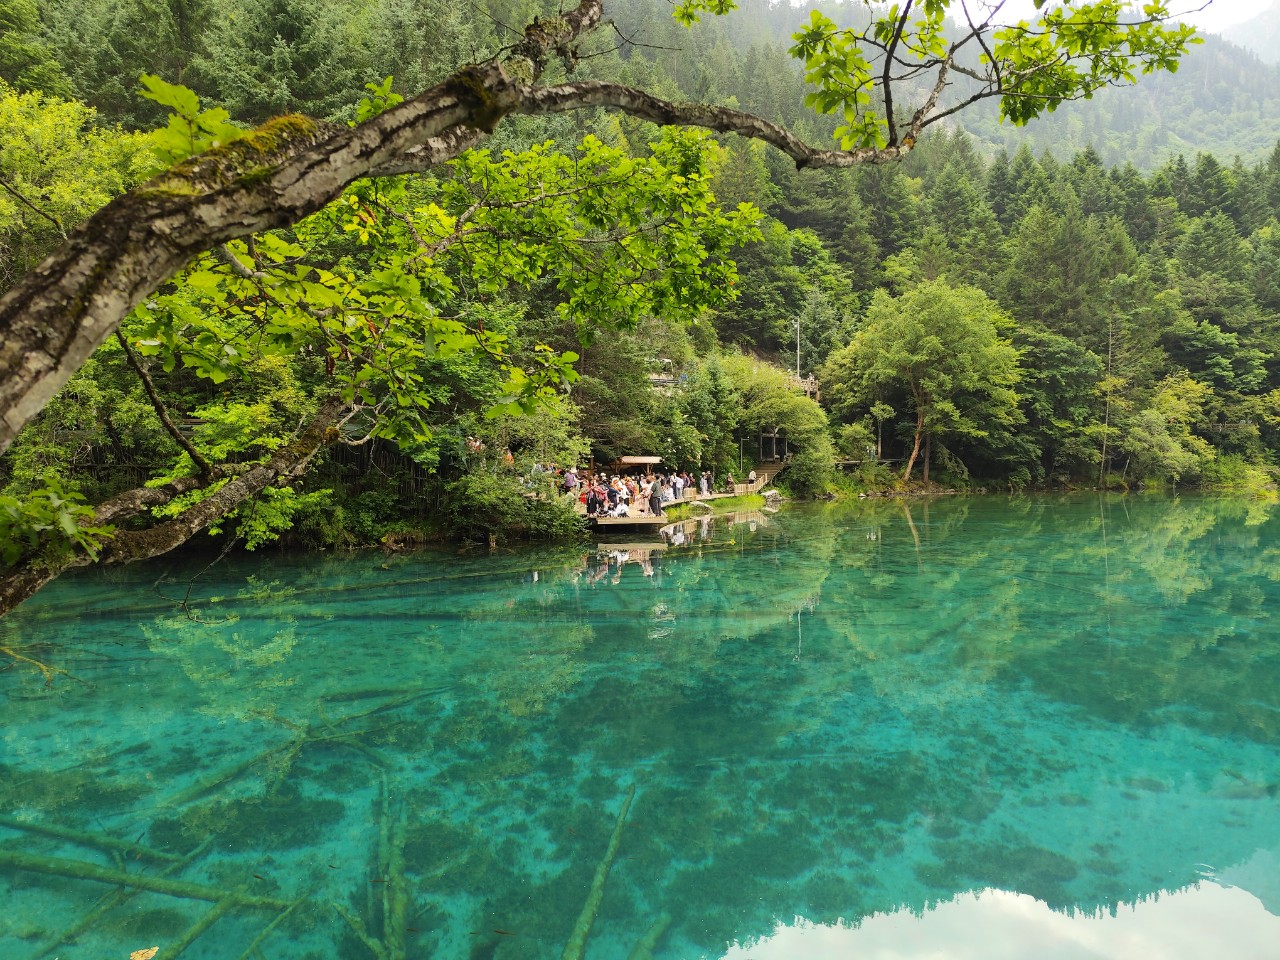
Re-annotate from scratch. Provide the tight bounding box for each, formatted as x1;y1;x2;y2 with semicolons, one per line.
384;803;409;960
166;737;301;808
560;783;637;960
157;898;234;960
626;913;672;960
332;901;389;960
30;838;214;960
0;643;69;684
235;895;306;960
0;850;289;909
0;813;183;863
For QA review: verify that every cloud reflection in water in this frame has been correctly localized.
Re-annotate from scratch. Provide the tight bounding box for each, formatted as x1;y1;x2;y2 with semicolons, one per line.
722;880;1280;960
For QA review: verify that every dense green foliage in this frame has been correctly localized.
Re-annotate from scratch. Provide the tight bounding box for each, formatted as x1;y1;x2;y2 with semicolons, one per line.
0;0;1275;586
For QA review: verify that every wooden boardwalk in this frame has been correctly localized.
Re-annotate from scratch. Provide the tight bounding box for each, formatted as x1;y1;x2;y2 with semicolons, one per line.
583;488;758;522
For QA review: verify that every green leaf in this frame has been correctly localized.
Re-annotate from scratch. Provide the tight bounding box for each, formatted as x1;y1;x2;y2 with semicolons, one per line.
138;73;200;119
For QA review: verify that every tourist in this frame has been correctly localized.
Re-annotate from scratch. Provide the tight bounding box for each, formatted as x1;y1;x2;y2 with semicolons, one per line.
699;471;709;496
585;479;604;517
648;475;664;517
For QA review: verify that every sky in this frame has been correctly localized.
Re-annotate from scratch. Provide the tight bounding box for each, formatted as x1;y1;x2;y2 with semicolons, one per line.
996;0;1273;32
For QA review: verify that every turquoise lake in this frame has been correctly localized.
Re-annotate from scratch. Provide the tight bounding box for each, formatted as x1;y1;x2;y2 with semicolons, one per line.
2;494;1280;959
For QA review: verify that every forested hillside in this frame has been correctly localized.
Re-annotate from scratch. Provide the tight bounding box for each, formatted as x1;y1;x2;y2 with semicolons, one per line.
0;0;1276;610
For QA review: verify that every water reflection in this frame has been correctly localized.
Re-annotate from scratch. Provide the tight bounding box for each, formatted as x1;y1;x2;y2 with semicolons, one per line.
723;881;1280;959
1;495;1279;959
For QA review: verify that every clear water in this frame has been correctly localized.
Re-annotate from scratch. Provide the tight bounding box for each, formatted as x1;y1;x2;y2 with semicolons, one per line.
2;494;1280;960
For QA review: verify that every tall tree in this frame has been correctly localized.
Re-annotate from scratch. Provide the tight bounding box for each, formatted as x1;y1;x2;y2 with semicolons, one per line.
0;0;70;95
1000;200;1107;348
821;280;1023;483
41;0;216;125
0;86;150;289
931;156;1005;281
1012;328;1104;483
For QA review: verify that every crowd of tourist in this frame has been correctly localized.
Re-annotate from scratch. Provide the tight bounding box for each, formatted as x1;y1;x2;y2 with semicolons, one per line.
530;465;740;518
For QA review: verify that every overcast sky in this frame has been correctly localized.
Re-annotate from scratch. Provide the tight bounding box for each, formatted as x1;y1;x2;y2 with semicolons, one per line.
996;0;1272;32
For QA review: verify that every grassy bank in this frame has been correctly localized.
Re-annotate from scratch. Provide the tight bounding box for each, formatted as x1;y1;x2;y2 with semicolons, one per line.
664;494;766;520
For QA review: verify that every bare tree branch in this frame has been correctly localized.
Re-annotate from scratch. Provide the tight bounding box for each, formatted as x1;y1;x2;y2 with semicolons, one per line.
518;81;914;166
0;176;67;239
115;330;216;478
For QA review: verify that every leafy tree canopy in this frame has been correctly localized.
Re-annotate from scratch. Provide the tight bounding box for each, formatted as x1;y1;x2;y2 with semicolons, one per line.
822;279;1023;482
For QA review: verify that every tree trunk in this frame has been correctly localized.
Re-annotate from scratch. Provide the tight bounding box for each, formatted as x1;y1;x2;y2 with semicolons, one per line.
0;399;344;618
902;407;925;482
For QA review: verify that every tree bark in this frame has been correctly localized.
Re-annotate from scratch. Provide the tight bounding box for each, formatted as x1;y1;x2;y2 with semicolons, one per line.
100;399;342;564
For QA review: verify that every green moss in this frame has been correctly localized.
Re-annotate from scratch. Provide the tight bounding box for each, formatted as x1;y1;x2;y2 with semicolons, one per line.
148;783;344;852
504;56;536;86
99;906;191;939
713;830;821;879
448;67;508;132
913;858;956;888
927;839;1080;907
402;820;472;871
136;178;204;198
922;815;958;841
799;869;873;921
138;113;326;198
1085;855;1123;877
0;766;135;814
525;15;571;46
